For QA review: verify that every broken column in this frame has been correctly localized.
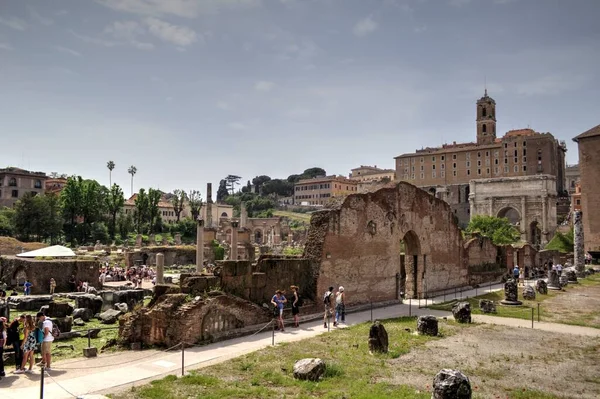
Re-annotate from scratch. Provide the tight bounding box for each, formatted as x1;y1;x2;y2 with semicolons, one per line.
231;220;239;260
240;204;248;228
206;183;213;228
500;279;523;305
574;210;585;275
196;218;205;273
156;253;164;284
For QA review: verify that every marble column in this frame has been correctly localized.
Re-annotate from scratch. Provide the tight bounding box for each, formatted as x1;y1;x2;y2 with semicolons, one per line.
574;210;585;273
488;197;494;216
156;253;164;284
196;219;205;272
230;220;239;260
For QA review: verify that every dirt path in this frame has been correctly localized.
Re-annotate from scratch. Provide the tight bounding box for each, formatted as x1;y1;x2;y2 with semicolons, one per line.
387;323;600;399
540;280;600;328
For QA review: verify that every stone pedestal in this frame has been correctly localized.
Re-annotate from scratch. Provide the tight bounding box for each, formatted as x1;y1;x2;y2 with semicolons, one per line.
83;347;98;358
196;219;205;272
573;210;585;274
500;279;523;305
156;253;165;285
547;270;561;290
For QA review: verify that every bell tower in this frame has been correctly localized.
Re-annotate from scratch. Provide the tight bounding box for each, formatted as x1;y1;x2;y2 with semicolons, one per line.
476;89;496;145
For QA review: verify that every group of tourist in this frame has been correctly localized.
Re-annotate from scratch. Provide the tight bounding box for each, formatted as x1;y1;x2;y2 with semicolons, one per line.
0;312;54;379
269;285;348;332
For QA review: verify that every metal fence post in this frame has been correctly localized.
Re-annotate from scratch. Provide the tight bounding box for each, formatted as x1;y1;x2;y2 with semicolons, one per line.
531;308;534;328
87;329;91;348
181;342;185;376
40;366;45;399
408;298;412;317
537;303;540;322
272;322;275;345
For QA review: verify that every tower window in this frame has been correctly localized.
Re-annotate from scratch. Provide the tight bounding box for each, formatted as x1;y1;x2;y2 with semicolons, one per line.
453;154;457;160
441;155;445;161
482;124;487;133
482;107;487;117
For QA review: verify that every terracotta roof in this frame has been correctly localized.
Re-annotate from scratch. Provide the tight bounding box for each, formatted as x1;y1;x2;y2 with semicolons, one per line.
573;124;600;142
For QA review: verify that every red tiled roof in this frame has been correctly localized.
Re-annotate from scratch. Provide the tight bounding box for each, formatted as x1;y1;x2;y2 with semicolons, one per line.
573;124;600;142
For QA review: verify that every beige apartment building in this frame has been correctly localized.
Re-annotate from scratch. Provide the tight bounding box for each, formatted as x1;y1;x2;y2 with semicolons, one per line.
294;175;358;206
394;91;567;227
350;165;396;192
0;167;48;208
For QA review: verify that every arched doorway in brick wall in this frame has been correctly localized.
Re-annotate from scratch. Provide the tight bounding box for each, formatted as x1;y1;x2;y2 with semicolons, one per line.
400;230;422;299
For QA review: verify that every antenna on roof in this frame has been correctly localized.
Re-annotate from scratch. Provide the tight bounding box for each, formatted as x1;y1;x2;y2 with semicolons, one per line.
484;75;487;96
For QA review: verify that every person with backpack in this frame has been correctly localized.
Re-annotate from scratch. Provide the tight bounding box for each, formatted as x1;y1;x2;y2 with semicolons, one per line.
290;285;301;328
0;317;6;378
270;290;287;332
323;286;334;329
37;312;55;370
334;286;346;327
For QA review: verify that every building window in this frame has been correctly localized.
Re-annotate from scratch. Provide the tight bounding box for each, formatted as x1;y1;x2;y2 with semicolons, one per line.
504;143;508;148
453;163;457;169
486;168;490;174
441;171;445;178
432;165;436;170
441;164;445;169
420;173;424;179
453;171;457;177
467;170;471;176
514;142;517;147
514;157;518;164
466;153;471;160
495;159;499;165
411;166;415;172
514;150;518;157
420;157;424;163
514;165;519;172
523;149;527;156
504;166;509;173
11;190;18;198
477;160;481;166
466;161;471;167
432;156;436;162
504;158;508;164
523;157;527;163
477;169;481;175
477;152;481;158
432;171;436;178
485;159;490;166
441;155;445;161
523;165;527;172
485;151;489;157
411;158;415;164
411;174;415;179
523;141;527;147
576;199;581;205
9;178;17;187
34;180;42;189
420;165;424;171
495;167;499;174
453;154;457;160
482;124;487;133
494;151;499;158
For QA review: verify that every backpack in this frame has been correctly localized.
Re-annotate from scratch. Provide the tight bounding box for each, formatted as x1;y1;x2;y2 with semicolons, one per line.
35;327;44;343
323;291;332;305
51;321;60;339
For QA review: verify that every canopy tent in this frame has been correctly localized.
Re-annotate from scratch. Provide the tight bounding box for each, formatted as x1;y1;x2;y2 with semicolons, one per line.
17;245;76;258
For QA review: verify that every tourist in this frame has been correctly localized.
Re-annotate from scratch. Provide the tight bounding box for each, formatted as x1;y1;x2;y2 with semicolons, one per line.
556;263;563;276
99;271;106;287
334;286;346;326
323;286;334;329
290;285;300;328
519;267;525;287
37;312;54;370
0;317;6;378
16;315;36;374
68;275;76;292
270;290;287;332
49;278;56;295
23;279;32;296
7;315;25;373
512;265;520;281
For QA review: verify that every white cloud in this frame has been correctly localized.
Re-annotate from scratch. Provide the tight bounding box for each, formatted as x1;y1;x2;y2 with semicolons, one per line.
55;46;82;57
0;16;27;31
255;81;275;92
228;122;247;130
0;43;13;51
28;6;54;26
217;101;231;110
144;17;198;47
96;0;262;18
353;16;378;37
104;21;154;50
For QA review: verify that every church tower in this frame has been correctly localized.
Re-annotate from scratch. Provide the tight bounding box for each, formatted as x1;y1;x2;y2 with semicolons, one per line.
476;89;497;145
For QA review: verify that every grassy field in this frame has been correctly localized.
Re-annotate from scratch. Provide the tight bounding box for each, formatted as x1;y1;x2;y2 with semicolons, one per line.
114;317;459;399
429;272;600;328
273;210;312;223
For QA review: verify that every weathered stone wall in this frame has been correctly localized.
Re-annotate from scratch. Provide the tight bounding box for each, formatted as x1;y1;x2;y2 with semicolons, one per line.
464;237;505;285
125;246;197;267
0;256;100;294
576;134;600;256
119;292;271;347
305;183;468;304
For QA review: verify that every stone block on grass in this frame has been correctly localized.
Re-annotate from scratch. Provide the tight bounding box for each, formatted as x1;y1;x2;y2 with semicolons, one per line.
293;358;326;381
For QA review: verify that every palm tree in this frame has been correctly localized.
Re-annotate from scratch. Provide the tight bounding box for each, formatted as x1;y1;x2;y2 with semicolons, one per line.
107;161;115;187
128;165;137;196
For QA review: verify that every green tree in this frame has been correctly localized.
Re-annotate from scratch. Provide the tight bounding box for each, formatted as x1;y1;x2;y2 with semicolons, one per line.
117;212;134;241
261;179;294;197
80;179;108;243
0;207;16;236
225;175;242;194
466;215;521;246
14;193;50;242
128;165;137;196
188;190;203;221
45;193;63;245
107;160;115;187
106;184;125;240
216;180;229;202
147;188;162;233
302;167;326;179
252;175;271;194
172;189;187;222
61;176;84;244
134;189;149;233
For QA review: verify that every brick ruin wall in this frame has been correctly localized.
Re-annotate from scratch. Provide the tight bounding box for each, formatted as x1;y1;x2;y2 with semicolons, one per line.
126;246;197;267
464;236;505;285
304;183;470;304
0;256;100;294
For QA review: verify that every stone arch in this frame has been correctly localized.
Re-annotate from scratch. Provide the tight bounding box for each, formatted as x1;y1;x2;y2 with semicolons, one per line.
254;229;263;244
221;212;228;218
12;267;28;287
400;230;422;299
497;206;520;225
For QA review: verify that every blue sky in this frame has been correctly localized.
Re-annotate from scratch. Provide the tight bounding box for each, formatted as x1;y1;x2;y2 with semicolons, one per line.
1;0;598;197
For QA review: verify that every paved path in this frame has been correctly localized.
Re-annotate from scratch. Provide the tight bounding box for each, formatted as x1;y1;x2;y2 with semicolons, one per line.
2;282;599;399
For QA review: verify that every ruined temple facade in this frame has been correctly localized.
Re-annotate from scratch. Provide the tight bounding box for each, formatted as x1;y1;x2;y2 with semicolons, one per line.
304;182;490;302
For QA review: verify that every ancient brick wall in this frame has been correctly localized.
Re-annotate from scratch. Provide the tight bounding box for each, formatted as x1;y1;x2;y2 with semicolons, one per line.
577;135;600;255
126;246;197;267
0;256;99;294
306;183;468;304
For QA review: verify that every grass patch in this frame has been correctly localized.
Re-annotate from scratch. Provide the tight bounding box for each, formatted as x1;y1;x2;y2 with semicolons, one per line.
273;210;312;223
115;317;460;399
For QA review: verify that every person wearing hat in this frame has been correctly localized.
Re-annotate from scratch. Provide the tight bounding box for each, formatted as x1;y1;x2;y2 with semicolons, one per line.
334;286;346;327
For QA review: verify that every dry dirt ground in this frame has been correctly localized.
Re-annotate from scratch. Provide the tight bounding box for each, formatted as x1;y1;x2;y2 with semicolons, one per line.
387;322;600;399
540;278;600;328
